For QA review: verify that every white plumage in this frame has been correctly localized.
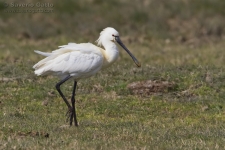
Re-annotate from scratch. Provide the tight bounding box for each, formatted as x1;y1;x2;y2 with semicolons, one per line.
33;27;140;126
33;43;104;80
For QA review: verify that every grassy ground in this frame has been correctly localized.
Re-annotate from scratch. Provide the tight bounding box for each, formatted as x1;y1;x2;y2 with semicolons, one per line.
1;0;225;149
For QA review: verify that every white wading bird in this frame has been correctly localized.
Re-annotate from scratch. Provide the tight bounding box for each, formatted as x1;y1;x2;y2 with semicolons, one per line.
33;27;141;126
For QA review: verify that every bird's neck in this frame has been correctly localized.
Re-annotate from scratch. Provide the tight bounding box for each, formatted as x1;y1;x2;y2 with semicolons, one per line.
101;41;119;68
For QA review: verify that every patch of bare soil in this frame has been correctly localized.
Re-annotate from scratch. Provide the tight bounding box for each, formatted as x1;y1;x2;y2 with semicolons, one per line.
127;80;176;96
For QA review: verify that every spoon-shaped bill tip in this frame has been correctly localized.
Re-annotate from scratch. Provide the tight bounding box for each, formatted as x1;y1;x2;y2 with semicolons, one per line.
135;61;141;67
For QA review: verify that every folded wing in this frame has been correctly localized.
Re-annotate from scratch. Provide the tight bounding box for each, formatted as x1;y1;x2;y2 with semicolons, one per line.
33;43;103;80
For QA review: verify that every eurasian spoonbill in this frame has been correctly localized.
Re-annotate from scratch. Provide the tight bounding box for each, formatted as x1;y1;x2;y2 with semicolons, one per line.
33;27;141;126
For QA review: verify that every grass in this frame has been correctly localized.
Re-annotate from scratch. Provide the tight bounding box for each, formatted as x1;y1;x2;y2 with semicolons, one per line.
1;0;225;149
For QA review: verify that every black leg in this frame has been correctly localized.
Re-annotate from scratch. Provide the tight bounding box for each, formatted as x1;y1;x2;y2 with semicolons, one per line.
55;76;72;123
71;81;78;126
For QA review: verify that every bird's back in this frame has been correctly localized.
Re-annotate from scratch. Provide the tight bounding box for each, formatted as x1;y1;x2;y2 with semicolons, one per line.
33;43;104;80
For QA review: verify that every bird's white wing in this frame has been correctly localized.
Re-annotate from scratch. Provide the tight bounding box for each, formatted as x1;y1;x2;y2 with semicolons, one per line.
33;43;103;80
58;42;77;48
55;43;96;54
34;50;51;57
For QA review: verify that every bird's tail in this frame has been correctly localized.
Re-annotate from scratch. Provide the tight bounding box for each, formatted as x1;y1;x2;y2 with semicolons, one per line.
33;50;53;75
34;50;51;57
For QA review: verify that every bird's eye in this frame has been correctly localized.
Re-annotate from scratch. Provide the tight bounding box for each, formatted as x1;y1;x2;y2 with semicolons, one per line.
112;34;114;36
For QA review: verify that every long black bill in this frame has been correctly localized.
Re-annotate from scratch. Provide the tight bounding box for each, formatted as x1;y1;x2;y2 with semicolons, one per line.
115;36;141;67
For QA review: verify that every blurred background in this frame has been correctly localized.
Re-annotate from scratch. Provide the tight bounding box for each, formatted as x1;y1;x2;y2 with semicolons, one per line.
1;0;225;39
0;0;224;65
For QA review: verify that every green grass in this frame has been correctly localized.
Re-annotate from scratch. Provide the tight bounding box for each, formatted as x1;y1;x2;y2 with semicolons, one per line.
1;0;225;149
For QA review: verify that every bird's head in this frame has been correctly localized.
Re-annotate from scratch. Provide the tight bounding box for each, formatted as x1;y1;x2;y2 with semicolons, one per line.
96;27;141;67
96;27;119;46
